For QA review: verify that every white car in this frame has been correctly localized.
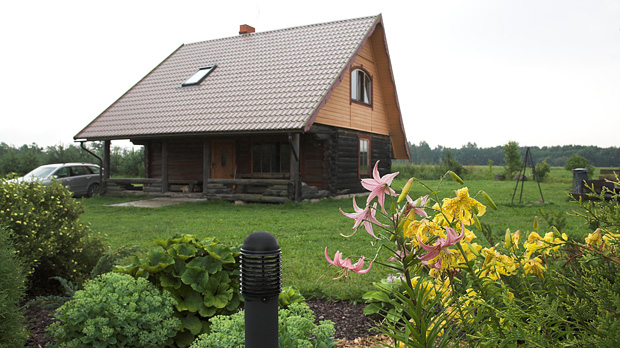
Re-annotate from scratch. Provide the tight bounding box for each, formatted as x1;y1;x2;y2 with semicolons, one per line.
19;163;102;197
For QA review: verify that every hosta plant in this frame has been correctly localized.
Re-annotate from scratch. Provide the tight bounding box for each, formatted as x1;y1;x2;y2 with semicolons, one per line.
116;234;242;347
48;272;179;348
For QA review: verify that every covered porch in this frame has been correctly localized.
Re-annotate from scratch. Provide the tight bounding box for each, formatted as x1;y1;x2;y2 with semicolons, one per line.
95;133;329;203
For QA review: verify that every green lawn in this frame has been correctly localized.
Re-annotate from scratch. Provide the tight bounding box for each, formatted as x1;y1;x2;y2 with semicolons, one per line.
80;170;590;300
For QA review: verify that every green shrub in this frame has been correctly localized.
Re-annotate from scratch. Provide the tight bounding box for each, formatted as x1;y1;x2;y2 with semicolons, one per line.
564;154;595;177
503;141;522;178
0;179;107;292
0;226;29;347
48;272;180;348
391;163;445;180
535;160;551;181
440;150;464;177
116;234;242;347
190;302;336;348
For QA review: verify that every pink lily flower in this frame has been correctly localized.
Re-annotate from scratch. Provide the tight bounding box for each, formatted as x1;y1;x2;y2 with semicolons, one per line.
325;248;372;276
405;194;429;218
340;198;382;239
417;223;465;267
361;161;399;213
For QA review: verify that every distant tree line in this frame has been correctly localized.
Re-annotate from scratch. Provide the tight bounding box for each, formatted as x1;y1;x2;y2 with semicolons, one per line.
408;141;620;168
0;142;144;177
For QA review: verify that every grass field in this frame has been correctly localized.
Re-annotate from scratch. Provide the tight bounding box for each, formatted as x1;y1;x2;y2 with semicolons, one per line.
79;166;591;300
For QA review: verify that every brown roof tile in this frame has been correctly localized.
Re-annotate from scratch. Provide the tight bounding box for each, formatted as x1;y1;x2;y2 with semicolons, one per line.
76;15;379;140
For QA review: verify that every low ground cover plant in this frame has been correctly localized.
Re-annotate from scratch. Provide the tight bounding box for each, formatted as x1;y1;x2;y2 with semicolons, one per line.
115;234;243;347
49;272;179;348
327;161;620;347
190;301;336;348
0;179;107;292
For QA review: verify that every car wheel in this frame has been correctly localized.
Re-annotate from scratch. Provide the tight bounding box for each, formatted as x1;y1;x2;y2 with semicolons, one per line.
87;183;100;198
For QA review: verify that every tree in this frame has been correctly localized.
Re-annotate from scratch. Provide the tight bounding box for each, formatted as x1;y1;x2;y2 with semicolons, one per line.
564;154;589;171
502;141;522;179
565;154;594;177
440;149;463;176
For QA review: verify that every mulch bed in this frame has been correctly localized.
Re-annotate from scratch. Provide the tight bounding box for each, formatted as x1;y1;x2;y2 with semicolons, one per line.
25;303;56;348
25;299;385;348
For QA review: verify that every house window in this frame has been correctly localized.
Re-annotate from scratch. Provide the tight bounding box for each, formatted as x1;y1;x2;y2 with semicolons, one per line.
182;65;217;86
359;137;370;176
252;142;291;173
351;68;372;105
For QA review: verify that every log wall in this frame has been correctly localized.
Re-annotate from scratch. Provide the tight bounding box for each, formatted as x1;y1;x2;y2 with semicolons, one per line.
307;125;392;195
147;139;203;181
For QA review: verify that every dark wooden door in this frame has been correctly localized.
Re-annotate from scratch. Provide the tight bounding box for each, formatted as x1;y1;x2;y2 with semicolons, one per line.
211;140;236;179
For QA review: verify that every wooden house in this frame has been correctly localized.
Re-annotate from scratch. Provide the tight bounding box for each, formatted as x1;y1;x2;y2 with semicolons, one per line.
75;14;410;202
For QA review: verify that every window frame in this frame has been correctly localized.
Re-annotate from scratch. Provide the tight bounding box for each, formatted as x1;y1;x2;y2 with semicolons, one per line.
358;135;371;178
350;66;373;108
182;65;217;86
251;141;291;174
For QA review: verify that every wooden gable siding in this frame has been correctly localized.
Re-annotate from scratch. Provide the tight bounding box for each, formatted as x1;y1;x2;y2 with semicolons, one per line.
370;24;408;160
313;34;390;136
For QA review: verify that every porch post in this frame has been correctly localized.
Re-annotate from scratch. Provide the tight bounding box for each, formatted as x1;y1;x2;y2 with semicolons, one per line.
161;141;168;193
203;139;211;195
289;134;300;201
103;140;111;180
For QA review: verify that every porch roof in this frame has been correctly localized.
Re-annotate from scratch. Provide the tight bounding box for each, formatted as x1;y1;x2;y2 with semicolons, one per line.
75;15;382;140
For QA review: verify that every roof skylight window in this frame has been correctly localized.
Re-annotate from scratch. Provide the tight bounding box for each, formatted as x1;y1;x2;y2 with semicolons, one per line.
182;65;217;86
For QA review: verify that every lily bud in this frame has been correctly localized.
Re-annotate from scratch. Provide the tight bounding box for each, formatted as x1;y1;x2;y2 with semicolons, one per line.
504;228;512;250
448;171;465;185
466;241;480;257
480;191;497;210
397;178;414;204
472;213;482;231
533;216;539;230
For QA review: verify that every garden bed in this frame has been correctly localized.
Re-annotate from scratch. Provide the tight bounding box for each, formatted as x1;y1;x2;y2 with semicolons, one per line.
26;299;383;348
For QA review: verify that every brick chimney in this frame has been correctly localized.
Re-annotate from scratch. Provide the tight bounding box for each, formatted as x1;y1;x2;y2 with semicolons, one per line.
239;24;255;34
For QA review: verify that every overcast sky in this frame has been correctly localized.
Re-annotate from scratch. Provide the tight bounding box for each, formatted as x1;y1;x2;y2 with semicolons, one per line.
1;0;618;150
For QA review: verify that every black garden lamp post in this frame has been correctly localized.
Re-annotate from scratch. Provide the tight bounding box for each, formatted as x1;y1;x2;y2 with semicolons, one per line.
240;231;281;348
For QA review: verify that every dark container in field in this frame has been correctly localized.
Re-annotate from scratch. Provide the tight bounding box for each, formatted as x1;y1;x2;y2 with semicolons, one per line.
572;168;589;194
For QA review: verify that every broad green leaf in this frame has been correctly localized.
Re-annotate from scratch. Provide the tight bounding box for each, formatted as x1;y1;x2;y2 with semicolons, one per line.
206;244;235;264
198;302;217;317
186;256;222;274
180;315;203;335
169;243;197;260
362;303;381;315
204;276;233;309
153;236;173;249
362;291;391;303
173;330;195;348
176;290;203;313
145;246;174;272
226;293;242;311
160;273;182;289
181;267;209;292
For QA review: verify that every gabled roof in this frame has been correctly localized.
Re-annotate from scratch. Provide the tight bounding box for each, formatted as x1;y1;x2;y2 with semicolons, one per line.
75;15;407;151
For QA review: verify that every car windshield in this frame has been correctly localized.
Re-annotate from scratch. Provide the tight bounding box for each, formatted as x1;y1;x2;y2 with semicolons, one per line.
24;166;58;179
